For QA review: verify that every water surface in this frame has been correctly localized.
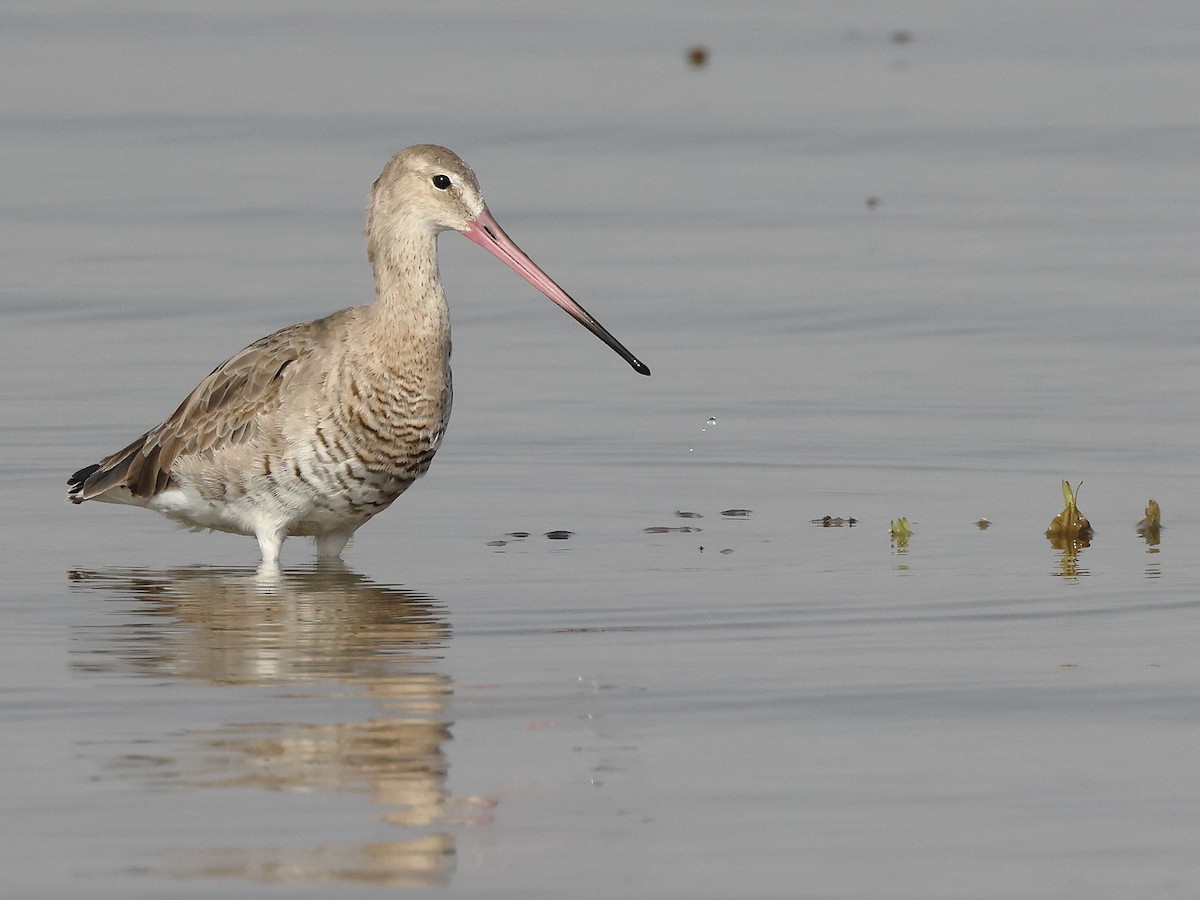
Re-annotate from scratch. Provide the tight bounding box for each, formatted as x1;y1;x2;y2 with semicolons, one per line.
3;2;1200;897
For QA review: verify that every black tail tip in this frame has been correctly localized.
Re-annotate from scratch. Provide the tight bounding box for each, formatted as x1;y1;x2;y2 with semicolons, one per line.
68;463;101;499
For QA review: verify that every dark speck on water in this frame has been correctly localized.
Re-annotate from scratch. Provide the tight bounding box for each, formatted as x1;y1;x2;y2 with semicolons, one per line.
720;509;752;518
813;516;858;527
544;530;574;540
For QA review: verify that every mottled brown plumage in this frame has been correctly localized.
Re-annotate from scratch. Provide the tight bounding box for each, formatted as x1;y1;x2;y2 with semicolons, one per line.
69;145;648;566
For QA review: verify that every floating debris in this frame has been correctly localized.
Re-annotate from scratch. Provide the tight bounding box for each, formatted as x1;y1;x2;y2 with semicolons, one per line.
866;196;879;209
812;515;857;527
644;526;702;534
720;509;752;518
506;532;530;539
544;530;574;540
687;45;709;68
1046;481;1092;541
1046;483;1093;565
675;510;703;519
719;548;735;555
1137;499;1161;547
485;539;507;547
1137;499;1161;532
1046;480;1093;552
976;518;991;530
890;518;911;538
891;29;914;44
551;627;611;634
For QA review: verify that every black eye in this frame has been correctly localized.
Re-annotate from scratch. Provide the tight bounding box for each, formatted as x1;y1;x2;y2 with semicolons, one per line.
431;174;451;190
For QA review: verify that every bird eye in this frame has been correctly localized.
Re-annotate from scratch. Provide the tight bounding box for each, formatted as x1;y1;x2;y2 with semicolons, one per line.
431;174;451;190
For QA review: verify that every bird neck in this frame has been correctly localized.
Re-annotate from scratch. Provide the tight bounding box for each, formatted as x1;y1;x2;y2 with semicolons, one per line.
368;229;451;351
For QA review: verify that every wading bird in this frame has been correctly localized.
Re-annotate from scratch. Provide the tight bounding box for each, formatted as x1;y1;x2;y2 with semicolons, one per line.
68;145;649;565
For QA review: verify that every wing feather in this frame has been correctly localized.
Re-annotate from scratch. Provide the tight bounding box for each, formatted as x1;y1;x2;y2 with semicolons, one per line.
69;314;339;503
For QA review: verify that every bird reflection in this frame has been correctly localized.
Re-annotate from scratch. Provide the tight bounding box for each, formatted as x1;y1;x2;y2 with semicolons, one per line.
68;564;466;888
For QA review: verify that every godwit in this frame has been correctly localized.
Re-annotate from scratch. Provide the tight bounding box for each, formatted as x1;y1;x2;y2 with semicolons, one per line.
68;145;649;566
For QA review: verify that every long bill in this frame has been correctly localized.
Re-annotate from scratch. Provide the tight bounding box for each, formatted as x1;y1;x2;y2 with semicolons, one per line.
460;206;651;376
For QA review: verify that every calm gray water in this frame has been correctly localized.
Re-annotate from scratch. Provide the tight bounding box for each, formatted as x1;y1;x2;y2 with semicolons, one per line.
4;1;1200;897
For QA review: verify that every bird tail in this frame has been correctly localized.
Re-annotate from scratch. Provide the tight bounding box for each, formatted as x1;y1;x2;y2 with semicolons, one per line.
67;434;162;505
67;463;102;503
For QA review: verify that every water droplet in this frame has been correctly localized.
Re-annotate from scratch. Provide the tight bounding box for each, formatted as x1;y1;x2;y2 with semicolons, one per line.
706;417;717;426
